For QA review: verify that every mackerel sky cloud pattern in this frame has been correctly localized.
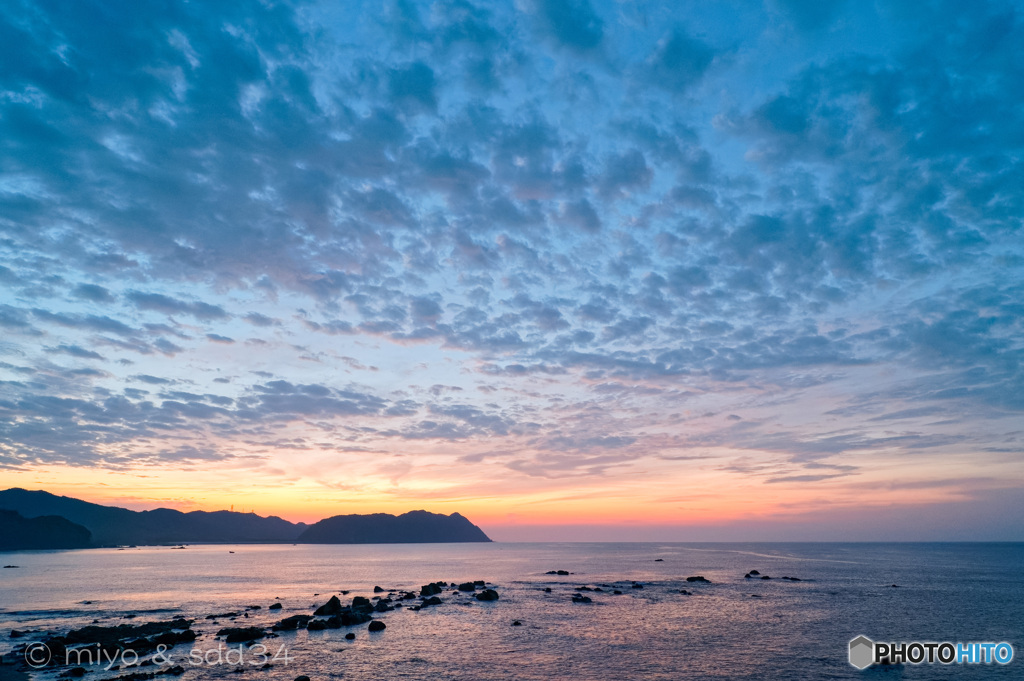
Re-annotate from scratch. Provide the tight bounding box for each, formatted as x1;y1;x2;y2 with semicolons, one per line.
0;0;1022;538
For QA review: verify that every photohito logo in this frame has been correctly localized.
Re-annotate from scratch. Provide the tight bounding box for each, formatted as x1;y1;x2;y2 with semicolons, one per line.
849;635;1014;669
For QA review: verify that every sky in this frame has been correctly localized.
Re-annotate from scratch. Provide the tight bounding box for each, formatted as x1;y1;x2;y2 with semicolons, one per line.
0;0;1022;541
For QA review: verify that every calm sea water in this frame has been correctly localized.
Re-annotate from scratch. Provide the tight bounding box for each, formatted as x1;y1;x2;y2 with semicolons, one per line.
1;543;1021;680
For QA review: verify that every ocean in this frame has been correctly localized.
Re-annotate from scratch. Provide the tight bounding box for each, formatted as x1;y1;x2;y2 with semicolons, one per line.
1;542;1021;680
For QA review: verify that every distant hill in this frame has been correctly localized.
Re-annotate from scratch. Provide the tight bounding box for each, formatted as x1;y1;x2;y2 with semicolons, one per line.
0;488;305;546
0;509;92;550
298;510;492;543
0;488;492;547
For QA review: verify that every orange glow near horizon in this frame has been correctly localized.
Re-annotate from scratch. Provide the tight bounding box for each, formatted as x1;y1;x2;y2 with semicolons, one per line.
1;441;1008;536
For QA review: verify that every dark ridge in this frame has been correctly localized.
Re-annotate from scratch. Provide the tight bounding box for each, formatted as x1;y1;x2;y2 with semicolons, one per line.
298;510;492;544
0;509;92;550
0;488;491;547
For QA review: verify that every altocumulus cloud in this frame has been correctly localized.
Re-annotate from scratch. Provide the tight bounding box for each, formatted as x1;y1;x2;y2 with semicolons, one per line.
0;0;1021;514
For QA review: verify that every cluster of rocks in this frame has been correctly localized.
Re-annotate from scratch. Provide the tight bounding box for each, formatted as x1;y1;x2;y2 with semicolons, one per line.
10;618;196;669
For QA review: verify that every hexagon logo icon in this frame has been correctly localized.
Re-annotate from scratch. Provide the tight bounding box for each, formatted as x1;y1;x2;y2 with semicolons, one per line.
849;635;874;669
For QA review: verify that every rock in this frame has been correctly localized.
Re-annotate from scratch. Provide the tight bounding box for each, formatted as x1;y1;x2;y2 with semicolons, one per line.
367;621;386;632
577;586;592;591
631;582;644;589
218;626;266;643
373;586;384;593
512;620;522;626
751;594;762;598
458;582;476;591
744;573;752;579
474;580;486;586
3;565;19;568
655;559;664;562
247;605;262;610
295;676;311;681
60;667;87;678
306;620;327;631
571;594;592;603
679;590;692;595
351;596;373;612
891;584;899;588
373;601;393;613
271;615;312;631
760;575;770;580
420;583;442;596
613;590;622;595
313;596;342;616
345;633;355;640
339;611;371;626
475;589;499;601
748;570;760;575
686;576;711;583
268;603;283;610
205;612;239;620
10;630;24;638
543;587;552;593
420;596;443;607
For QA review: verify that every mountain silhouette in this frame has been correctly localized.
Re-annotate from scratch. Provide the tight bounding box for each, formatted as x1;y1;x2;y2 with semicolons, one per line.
298;510;492;543
0;488;491;547
0;509;92;550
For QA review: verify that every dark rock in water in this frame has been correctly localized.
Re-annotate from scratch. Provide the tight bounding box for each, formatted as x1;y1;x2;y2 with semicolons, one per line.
751;594;762;598
248;605;262;610
547;569;570;575
613;590;622;595
744;573;752;579
512;620;522;626
474;580;486;586
153;630;197;646
206;612;239;620
748;570;760;575
458;582;476;591
679;590;692;595
577;586;592;591
295;676;311;681
61;667;87;678
543;587;552;593
631;583;644;589
306;620;327;631
891;584;899;588
271;615;312;631
10;629;25;638
760;575;770;580
373;601;393;613
268;603;283;610
686;576;711;583
3;565;19;568
420;583;442;597
313;595;342;616
654;559;664;562
218;627;266;643
345;633;356;640
571;594;592;603
557;570;569;575
475;589;499;601
593;587;603;592
367;621;386;632
373;586;384;593
351;596;373;612
420;596;443;607
338;611;371;626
